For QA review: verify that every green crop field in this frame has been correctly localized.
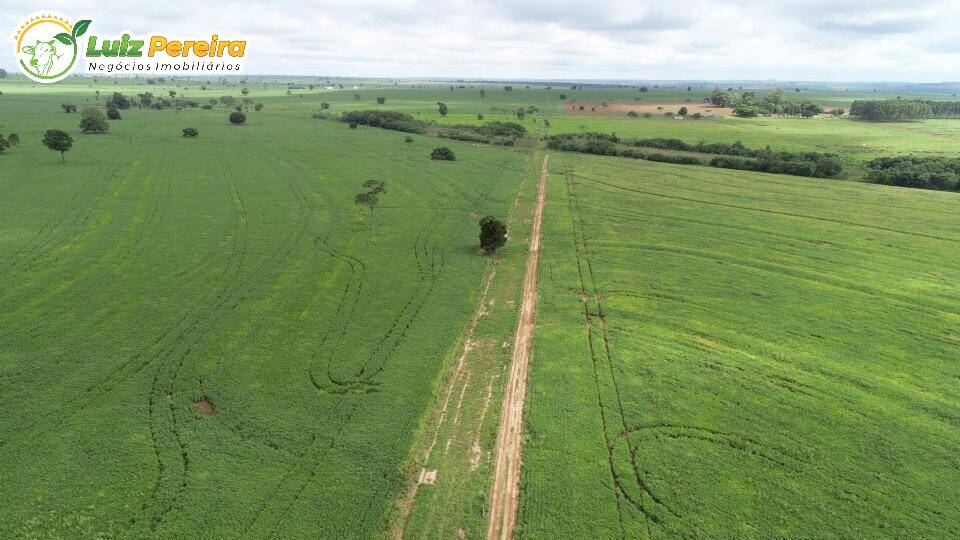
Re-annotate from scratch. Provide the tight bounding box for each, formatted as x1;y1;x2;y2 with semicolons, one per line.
520;153;960;537
0;79;531;537
2;74;960;539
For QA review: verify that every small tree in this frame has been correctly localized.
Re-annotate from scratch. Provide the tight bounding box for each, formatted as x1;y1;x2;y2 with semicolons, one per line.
437;102;448;116
320;102;330;110
677;106;688;116
7;133;20;146
241;87;249;96
477;113;484;120
80;107;109;134
106;105;121;120
62;104;78;113
404;136;414;144
376;96;386;104
229;111;246;125
349;122;358;129
355;180;386;242
182;127;199;138
431;147;456;161
479;216;507;254
43;129;73;163
0;137;9;154
254;103;264;111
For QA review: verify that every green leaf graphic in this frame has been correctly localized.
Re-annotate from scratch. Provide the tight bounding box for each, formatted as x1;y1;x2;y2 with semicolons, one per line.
54;33;74;46
73;20;91;38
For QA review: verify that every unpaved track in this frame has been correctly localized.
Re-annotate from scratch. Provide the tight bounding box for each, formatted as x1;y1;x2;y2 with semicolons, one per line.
487;155;549;540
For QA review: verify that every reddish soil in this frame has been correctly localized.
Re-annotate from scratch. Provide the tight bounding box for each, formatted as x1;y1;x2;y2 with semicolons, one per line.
194;399;215;415
487;154;549;540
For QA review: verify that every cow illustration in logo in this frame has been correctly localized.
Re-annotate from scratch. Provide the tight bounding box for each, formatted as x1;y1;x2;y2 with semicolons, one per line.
12;14;90;83
21;39;61;76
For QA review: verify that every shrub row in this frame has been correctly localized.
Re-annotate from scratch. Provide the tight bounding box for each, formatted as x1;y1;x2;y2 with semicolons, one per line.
547;133;843;178
865;156;960;191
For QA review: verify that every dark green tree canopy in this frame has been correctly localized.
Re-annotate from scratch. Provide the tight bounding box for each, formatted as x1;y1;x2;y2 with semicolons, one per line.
229;111;246;125
42;129;73;162
479;216;507;254
80;107;109;134
431;147;456;161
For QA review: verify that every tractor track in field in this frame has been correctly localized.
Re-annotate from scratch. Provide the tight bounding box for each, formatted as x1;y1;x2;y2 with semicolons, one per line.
486;154;549;540
563;160;678;537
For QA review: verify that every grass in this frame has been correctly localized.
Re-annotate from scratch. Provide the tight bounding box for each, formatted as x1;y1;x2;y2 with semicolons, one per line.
519;152;960;538
0;80;528;537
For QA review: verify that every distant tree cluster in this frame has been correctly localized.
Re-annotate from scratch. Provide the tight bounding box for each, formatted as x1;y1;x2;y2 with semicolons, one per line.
710;88;824;118
866;156;960;190
847;99;960;121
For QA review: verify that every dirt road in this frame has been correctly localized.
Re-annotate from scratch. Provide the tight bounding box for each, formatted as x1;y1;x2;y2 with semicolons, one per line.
487;154;549;540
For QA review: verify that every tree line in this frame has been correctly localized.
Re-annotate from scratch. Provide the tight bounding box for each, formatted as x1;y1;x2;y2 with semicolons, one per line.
546;132;843;178
866;156;960;190
849;99;960;121
337;110;526;145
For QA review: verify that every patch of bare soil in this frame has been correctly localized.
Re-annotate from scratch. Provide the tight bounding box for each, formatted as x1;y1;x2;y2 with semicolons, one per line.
194;398;215;415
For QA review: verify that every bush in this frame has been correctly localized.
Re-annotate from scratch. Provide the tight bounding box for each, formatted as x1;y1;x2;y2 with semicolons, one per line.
626;111;638;117
254;103;264;111
106;107;121;120
80;107;109;134
349;122;358;129
228;111;246;125
431;147;456;161
201;104;213;110
7;133;20;146
182;127;199;138
62;104;77;113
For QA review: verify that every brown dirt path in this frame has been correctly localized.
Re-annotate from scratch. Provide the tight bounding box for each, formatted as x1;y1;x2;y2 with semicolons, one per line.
486;154;549;540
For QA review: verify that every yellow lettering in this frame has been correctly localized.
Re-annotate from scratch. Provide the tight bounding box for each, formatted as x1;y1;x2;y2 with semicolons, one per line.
148;36;167;56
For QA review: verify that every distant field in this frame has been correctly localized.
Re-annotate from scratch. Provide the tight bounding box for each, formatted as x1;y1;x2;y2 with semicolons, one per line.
519;153;960;537
0;80;527;537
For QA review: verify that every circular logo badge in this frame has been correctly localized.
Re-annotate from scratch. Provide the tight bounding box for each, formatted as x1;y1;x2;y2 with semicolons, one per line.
12;13;90;83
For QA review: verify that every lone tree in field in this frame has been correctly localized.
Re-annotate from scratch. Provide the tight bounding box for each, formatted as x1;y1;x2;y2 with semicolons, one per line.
7;133;20;146
80;107;109;134
355;179;386;243
376;96;386;104
182;127;199;138
62;104;78;113
229;111;246;125
42;129;73;163
479;216;507;254
677;106;688;116
431;147;456;161
0;137;9;154
106;105;121;120
404;136;414;144
437;102;448;116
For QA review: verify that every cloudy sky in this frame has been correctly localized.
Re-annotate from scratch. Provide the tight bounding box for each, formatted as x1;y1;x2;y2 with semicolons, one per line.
3;0;957;81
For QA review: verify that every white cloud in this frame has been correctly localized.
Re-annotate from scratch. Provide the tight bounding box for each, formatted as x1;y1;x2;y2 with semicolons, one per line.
2;0;957;81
